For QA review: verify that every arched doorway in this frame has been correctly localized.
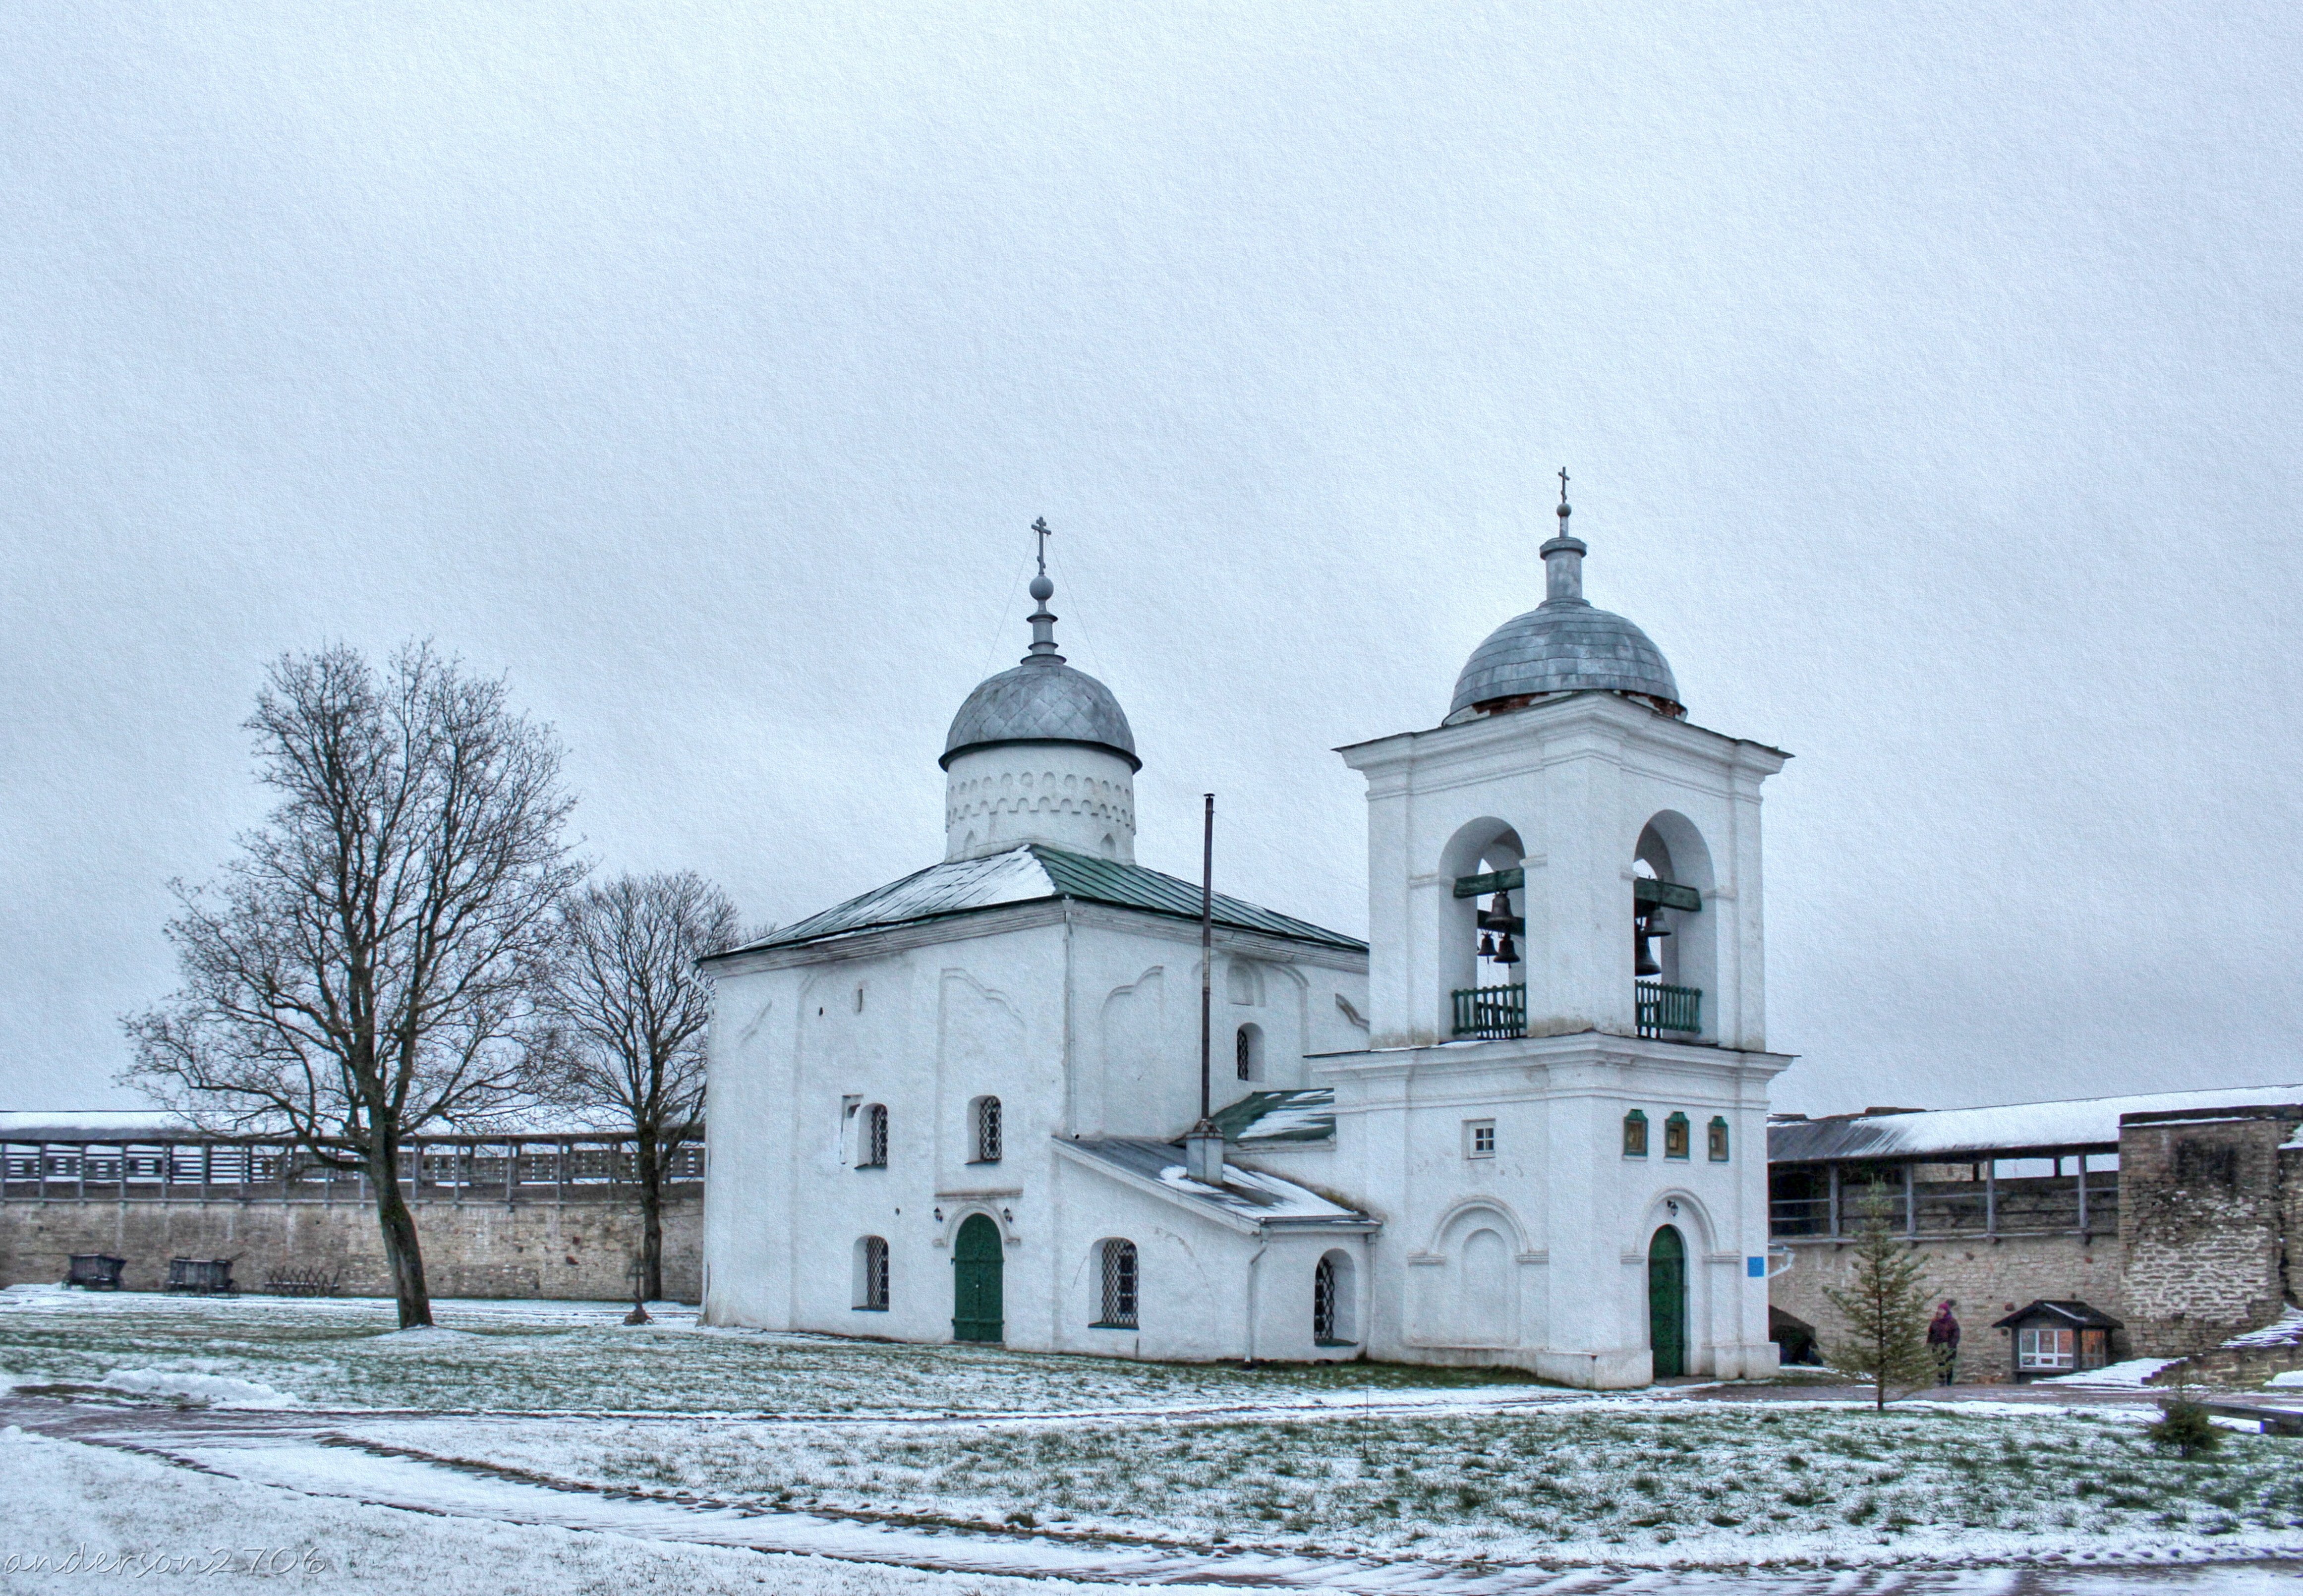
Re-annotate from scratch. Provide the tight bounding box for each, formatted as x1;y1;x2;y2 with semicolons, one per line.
1647;1225;1687;1377
952;1214;1005;1343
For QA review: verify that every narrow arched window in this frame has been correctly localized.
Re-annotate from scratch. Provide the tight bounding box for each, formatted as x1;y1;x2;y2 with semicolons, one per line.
855;1236;889;1311
1096;1239;1138;1327
1623;1109;1649;1158
859;1104;889;1169
1665;1112;1691;1160
1312;1250;1357;1345
1234;1023;1265;1083
972;1096;1002;1164
1708;1116;1730;1162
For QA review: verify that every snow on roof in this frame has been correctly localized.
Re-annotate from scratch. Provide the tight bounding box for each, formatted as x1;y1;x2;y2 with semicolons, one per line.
1211;1088;1335;1144
1992;1299;2122;1331
1057;1136;1374;1230
0;1110;193;1142
1770;1083;2303;1163
719;843;1366;957
2223;1306;2303;1350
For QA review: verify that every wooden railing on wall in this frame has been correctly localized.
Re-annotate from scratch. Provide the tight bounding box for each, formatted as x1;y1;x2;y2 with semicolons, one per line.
0;1134;704;1207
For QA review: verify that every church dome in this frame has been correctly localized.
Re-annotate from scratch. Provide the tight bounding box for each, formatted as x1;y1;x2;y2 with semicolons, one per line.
942;657;1138;770
941;548;1140;771
1444;484;1685;723
1448;604;1680;718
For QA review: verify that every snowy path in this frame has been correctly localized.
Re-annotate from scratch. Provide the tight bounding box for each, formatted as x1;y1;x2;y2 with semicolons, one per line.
5;1395;2301;1594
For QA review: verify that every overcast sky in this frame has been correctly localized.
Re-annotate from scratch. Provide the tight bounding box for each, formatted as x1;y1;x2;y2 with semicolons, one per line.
3;3;2299;1117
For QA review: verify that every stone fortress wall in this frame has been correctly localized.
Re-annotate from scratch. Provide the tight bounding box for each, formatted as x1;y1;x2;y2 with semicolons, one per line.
1;1133;701;1302
1769;1101;2302;1378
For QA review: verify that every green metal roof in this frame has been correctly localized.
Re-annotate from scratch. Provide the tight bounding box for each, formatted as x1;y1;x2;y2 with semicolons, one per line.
1029;848;1364;951
727;843;1365;957
1210;1087;1337;1143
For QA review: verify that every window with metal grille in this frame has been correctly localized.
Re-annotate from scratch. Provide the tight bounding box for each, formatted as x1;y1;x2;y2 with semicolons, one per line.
1707;1116;1730;1162
1664;1112;1691;1159
1095;1239;1138;1327
972;1096;1002;1164
1236;1027;1252;1081
856;1236;889;1311
1313;1254;1339;1343
1622;1109;1649;1157
859;1104;888;1169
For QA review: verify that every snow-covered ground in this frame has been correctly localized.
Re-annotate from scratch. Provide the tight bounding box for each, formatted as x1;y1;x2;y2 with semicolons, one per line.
0;1423;1098;1596
7;1286;2303;1583
2040;1359;2186;1390
0;1285;1537;1414
329;1400;2303;1570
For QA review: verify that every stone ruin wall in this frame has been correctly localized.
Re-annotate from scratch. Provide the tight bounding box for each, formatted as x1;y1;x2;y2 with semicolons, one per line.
0;1195;701;1303
2118;1110;2299;1357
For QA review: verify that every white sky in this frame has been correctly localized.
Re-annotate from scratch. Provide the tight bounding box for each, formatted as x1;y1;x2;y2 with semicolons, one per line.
3;3;2299;1116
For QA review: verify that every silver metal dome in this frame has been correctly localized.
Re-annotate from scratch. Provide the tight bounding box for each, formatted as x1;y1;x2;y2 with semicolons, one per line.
1445;483;1683;722
942;658;1139;770
943;538;1140;770
1447;601;1682;720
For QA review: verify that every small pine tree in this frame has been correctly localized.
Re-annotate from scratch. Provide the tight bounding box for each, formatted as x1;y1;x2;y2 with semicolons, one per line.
2145;1394;2224;1458
1822;1190;1937;1412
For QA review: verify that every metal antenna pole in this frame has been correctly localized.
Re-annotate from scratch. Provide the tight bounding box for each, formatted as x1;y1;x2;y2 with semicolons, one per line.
1199;792;1214;1124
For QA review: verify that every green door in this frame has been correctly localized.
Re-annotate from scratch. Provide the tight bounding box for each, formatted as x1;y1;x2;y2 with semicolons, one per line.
952;1214;1005;1343
1647;1224;1687;1378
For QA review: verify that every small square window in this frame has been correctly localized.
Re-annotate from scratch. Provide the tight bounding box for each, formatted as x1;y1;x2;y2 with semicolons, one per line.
2018;1326;2075;1370
1465;1120;1496;1159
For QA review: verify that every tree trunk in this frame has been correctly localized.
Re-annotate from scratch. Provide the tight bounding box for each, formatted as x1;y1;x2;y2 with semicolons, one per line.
369;1139;434;1329
635;1131;664;1303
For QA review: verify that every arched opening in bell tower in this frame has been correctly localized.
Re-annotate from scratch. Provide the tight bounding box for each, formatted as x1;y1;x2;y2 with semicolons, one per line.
1632;813;1716;1041
1439;818;1528;1039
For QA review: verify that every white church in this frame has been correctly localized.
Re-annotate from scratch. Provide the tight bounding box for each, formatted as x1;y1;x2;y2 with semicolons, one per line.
702;489;1790;1386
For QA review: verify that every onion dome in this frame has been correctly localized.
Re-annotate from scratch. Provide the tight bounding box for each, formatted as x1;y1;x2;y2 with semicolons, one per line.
1445;478;1684;723
942;533;1140;770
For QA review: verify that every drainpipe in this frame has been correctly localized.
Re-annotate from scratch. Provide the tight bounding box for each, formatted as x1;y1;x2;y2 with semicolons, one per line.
1244;1236;1267;1364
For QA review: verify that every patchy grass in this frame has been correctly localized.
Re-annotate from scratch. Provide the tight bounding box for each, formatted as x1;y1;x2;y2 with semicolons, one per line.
0;1287;1531;1414
341;1403;2303;1567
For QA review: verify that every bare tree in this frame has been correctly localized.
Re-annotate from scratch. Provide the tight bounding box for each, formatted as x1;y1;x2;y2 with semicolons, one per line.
124;643;579;1328
528;872;739;1302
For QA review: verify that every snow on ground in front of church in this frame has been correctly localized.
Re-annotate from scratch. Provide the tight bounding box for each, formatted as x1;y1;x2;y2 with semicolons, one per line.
334;1401;2303;1571
10;1287;2303;1572
0;1285;1540;1415
0;1423;1106;1596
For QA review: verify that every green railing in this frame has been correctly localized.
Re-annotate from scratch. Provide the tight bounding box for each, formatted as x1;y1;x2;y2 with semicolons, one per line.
1451;983;1526;1039
1637;981;1702;1038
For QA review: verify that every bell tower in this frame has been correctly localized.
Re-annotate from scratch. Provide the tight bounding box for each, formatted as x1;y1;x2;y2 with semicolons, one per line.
1341;476;1785;1050
1322;476;1794;1389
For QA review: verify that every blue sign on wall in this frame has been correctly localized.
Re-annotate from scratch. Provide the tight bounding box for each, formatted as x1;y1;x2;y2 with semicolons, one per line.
1746;1256;1767;1278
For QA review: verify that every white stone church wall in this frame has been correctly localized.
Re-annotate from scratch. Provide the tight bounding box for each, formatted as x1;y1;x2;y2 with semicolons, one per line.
1322;1041;1777;1386
705;906;1371;1350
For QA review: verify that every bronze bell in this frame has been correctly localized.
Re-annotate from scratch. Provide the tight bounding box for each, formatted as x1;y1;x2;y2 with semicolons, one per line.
1495;933;1520;965
1479;932;1496;958
1635;914;1663;977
